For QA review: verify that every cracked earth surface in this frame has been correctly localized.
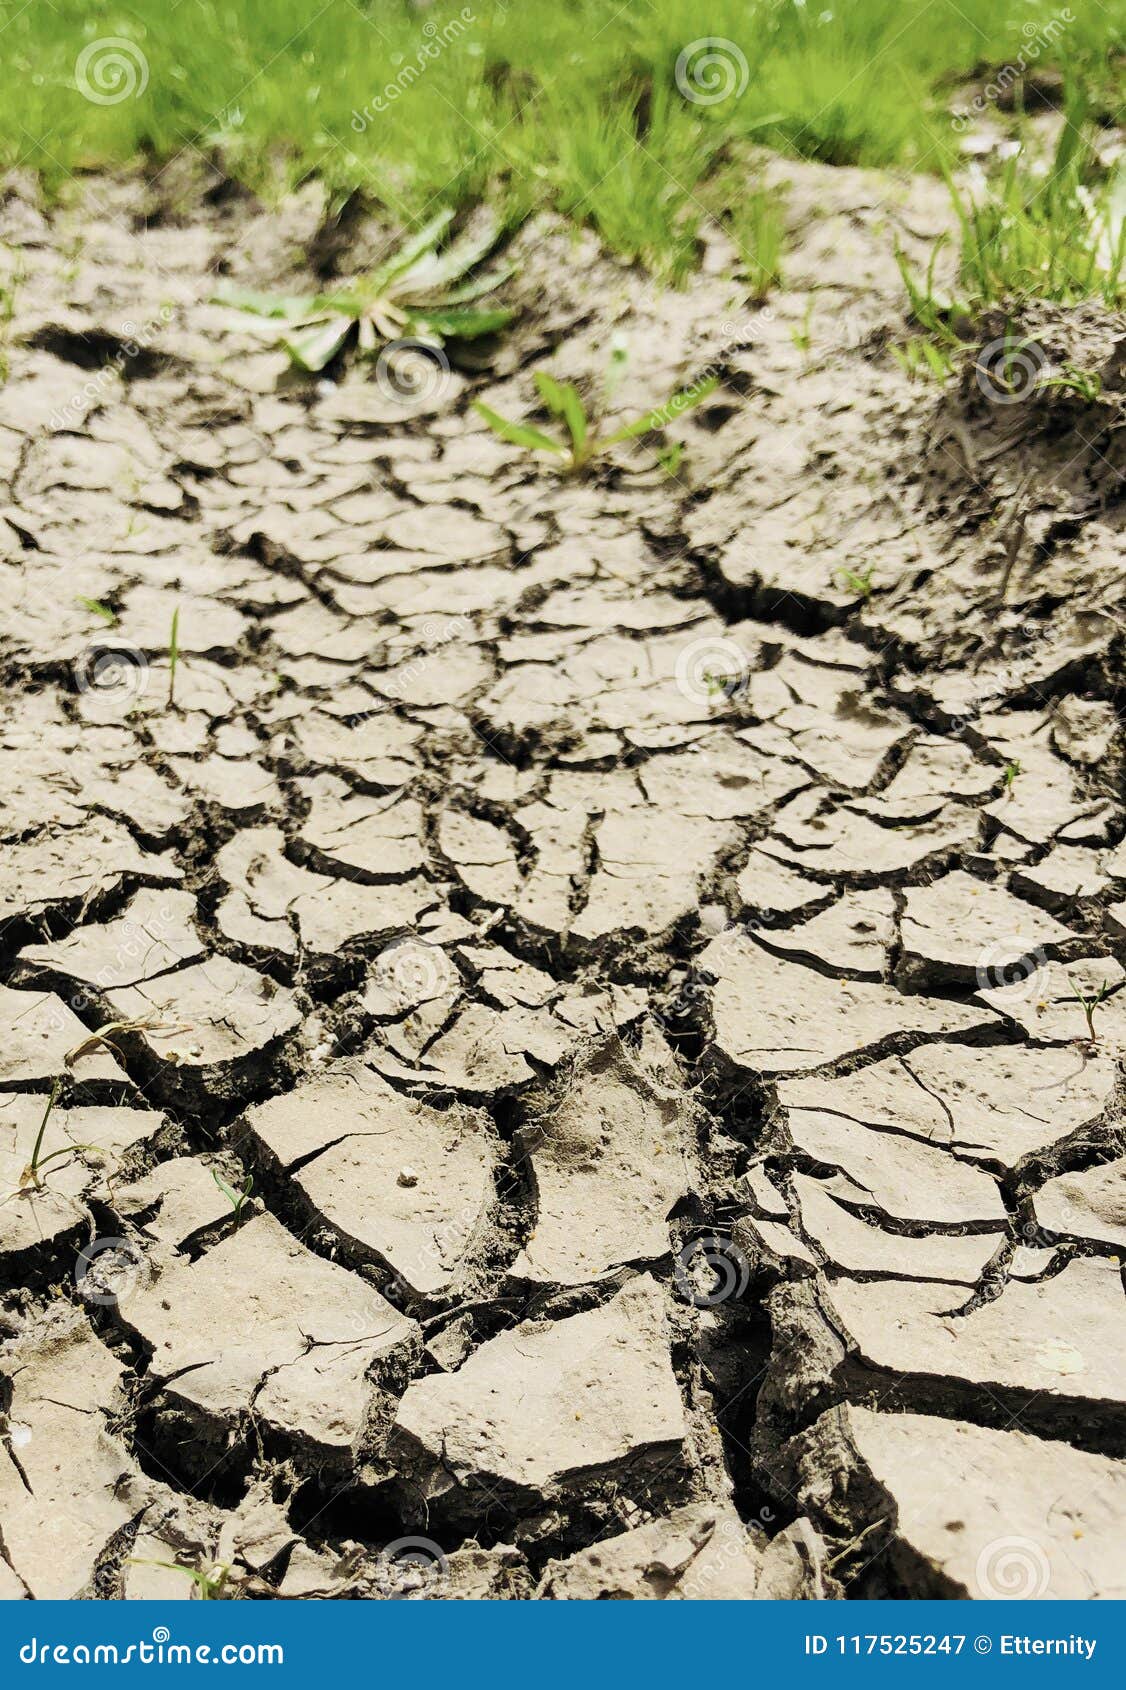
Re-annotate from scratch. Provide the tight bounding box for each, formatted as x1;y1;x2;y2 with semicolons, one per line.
1;159;1125;1601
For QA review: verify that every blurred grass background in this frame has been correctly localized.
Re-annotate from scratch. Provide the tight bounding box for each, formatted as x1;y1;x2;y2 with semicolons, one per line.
2;0;1122;279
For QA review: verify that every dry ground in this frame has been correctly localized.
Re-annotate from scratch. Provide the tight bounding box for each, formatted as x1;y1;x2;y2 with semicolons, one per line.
0;157;1125;1601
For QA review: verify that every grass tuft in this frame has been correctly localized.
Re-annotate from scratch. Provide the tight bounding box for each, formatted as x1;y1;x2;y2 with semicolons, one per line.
474;356;717;474
947;114;1126;308
213;208;513;369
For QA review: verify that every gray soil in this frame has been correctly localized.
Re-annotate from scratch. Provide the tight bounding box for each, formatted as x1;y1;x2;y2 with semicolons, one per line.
0;153;1124;1601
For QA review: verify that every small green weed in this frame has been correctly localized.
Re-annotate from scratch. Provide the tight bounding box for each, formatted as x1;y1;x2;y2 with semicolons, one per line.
834;563;876;599
475;365;717;475
1037;363;1102;402
16;1082;64;1193
656;442;685;478
212;1167;254;1223
131;1560;234;1600
5;1081;104;1199
703;668;744;699
895;238;970;348
214;209;513;373
975;324;1047;400
895;121;1125;392
790;299;815;356
710;177;786;302
1062;973;1116;1042
946;118;1126;308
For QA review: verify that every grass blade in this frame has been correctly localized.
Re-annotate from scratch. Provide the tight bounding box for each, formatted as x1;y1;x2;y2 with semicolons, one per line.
370;209;456;293
77;596;116;624
283;316;354;371
167;606;180;708
435;262;516;305
211;283;319;321
410;306;513;340
25;1079;62;1187
534;372;587;454
395;210;505;296
604;374;718;445
473;400;564;453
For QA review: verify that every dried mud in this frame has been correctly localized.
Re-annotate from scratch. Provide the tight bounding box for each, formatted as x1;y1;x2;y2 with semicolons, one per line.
0;157;1124;1602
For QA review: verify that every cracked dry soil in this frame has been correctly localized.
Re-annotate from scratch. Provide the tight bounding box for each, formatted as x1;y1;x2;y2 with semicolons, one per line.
1;159;1125;1602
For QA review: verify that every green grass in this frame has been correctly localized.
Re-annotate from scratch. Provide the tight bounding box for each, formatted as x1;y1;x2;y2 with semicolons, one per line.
894;106;1126;384
834;563;877;599
214;207;514;367
949;116;1126;307
707;174;787;300
167;604;180;709
2;1;1123;282
212;1166;253;1223
130;1559;233;1599
474;362;719;473
77;595;116;623
891;334;956;383
1063;972;1117;1041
